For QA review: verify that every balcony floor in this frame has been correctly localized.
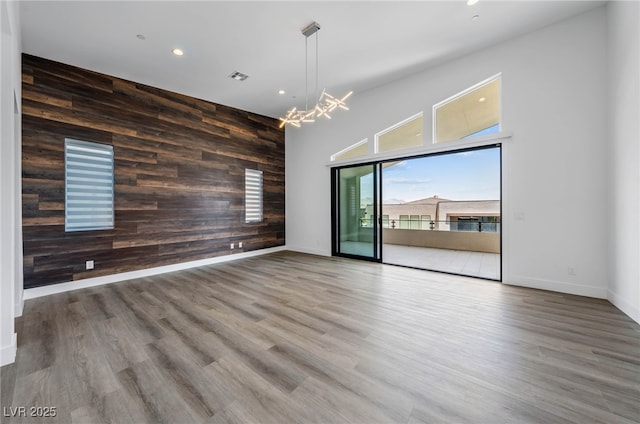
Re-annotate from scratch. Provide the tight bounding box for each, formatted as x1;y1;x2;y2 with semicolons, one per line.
338;241;501;281
383;244;500;280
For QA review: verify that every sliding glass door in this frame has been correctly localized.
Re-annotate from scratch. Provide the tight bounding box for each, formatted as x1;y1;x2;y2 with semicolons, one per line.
332;163;381;261
331;144;501;281
380;145;501;280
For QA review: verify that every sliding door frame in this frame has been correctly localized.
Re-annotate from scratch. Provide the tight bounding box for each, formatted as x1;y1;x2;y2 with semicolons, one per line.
331;143;502;281
331;162;382;262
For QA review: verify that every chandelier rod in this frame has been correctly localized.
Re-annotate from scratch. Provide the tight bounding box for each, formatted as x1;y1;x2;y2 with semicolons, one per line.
315;28;319;108
305;31;309;111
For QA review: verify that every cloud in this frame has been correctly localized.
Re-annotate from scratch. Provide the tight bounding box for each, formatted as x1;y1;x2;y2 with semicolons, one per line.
455;151;476;157
385;177;433;185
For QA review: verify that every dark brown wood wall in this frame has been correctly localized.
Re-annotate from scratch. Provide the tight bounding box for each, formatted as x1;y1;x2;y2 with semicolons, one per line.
21;54;285;288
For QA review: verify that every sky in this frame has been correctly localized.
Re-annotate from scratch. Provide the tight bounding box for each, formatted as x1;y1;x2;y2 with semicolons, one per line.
360;146;501;205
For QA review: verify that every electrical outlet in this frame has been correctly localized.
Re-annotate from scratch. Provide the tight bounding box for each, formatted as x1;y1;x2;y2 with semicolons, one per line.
230;243;234;249
568;266;576;276
86;260;94;270
239;242;243;248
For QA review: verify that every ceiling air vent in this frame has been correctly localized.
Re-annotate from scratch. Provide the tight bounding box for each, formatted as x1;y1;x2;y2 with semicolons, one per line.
229;71;249;81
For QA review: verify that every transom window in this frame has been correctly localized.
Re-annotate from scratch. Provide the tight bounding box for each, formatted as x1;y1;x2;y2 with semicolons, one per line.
331;75;502;162
331;138;368;162
375;112;423;154
433;75;501;143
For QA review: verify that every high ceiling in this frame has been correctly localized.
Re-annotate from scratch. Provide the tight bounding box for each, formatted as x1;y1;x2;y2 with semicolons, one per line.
20;1;605;119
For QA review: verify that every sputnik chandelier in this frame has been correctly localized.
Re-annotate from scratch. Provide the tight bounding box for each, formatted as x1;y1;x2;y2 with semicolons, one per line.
279;21;353;128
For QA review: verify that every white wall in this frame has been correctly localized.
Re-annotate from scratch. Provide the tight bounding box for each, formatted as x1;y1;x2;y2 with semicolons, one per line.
607;1;640;323
0;0;22;366
287;7;610;299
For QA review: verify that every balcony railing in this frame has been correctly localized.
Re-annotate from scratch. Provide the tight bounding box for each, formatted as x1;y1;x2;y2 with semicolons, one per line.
360;218;501;233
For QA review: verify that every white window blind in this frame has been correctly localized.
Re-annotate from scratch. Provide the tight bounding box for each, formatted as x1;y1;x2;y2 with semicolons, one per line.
245;169;263;223
65;138;114;232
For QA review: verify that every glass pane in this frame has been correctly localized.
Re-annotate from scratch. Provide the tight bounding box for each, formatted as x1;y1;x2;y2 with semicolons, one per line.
410;214;420;229
434;77;500;143
399;215;409;229
376;114;423;153
338;164;376;258
333;139;368;161
381;146;501;280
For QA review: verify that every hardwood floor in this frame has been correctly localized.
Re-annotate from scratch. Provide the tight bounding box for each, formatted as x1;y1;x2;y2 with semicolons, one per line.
2;251;639;423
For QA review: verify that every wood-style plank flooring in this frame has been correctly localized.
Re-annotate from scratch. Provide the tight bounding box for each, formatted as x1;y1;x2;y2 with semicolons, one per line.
2;251;639;423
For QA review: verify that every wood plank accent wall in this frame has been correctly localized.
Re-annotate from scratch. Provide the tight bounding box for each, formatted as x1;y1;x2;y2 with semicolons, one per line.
21;54;285;288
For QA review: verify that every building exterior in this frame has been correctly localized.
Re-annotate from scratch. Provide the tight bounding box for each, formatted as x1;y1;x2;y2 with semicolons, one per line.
365;196;500;232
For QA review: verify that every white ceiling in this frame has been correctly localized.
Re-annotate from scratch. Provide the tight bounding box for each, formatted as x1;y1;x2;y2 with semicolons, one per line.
20;1;605;119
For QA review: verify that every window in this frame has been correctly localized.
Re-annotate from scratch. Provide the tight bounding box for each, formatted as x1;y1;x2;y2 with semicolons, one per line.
410;214;420;229
65;138;114;232
331;138;368;162
433;75;501;143
375;113;423;154
420;215;432;230
399;215;409;229
245;169;263;223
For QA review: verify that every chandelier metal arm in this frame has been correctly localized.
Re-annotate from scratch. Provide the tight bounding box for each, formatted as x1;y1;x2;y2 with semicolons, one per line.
279;21;352;128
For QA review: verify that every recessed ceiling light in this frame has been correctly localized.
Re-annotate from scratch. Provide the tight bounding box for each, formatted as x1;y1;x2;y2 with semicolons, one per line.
278;90;286;95
172;48;184;56
472;14;480;21
136;34;146;40
467;0;479;6
479;97;486;102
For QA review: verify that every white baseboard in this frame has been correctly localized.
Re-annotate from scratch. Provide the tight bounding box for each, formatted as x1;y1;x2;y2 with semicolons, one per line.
286;245;331;257
608;289;640;324
1;333;17;366
505;275;608;299
24;246;288;300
